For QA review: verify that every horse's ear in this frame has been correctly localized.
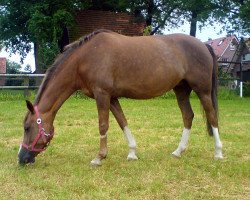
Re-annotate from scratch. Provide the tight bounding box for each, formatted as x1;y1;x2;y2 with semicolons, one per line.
26;100;35;114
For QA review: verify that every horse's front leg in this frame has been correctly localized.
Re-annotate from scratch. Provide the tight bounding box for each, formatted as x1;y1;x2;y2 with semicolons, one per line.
110;98;138;161
90;92;110;166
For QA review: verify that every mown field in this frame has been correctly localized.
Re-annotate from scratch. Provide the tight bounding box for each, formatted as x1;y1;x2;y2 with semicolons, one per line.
0;93;249;199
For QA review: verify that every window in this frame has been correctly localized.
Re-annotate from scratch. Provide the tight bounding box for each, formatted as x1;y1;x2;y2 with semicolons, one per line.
221;57;228;62
230;43;235;50
242;54;250;61
218;40;223;45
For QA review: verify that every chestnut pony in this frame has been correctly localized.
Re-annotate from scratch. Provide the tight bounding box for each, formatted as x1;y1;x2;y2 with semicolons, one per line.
18;30;223;166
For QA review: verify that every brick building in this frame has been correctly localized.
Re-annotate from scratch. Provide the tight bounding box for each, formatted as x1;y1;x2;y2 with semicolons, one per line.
63;10;145;47
0;57;6;86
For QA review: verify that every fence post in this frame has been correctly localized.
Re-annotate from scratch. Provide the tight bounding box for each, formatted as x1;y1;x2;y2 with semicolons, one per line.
240;62;243;98
23;76;30;98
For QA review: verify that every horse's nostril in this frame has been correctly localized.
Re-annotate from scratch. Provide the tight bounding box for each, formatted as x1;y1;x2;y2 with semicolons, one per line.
18;147;36;165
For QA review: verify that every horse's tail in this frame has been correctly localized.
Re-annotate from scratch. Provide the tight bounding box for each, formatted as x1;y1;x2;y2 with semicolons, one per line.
205;44;218;136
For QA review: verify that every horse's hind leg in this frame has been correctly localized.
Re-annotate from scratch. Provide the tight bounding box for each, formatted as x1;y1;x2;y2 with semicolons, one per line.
197;93;223;159
172;82;194;157
110;98;138;160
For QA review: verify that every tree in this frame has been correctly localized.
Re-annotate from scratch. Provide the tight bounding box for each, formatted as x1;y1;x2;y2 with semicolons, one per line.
145;0;182;35
0;0;89;72
89;0;183;35
6;60;21;74
24;64;32;73
0;0;33;62
179;0;218;37
221;0;250;35
120;0;183;35
1;0;249;73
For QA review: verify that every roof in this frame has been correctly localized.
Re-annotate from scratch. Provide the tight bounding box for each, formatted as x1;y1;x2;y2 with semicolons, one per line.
205;35;239;58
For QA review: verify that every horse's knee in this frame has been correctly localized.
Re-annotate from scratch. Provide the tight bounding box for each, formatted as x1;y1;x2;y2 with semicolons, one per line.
99;123;109;135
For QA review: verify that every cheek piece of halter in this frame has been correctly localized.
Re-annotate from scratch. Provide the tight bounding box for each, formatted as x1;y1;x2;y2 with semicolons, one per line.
21;106;54;152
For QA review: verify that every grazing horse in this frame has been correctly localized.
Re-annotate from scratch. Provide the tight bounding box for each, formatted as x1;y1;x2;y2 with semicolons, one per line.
18;29;223;166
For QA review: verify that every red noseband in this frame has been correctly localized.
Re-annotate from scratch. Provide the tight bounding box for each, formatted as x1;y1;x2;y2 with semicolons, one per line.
22;106;54;152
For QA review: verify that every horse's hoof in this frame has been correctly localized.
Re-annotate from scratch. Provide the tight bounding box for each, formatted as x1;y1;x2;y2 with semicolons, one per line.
127;154;138;161
172;150;181;158
90;158;102;166
214;153;223;160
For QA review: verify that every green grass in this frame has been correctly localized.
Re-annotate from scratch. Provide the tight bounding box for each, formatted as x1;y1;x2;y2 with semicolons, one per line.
0;97;249;199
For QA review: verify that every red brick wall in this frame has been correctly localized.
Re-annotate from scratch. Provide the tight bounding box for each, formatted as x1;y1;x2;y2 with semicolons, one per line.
0;57;6;73
69;10;145;42
0;57;6;86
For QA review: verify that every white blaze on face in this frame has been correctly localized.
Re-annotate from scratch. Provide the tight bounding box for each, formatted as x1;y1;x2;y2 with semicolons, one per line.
18;144;22;154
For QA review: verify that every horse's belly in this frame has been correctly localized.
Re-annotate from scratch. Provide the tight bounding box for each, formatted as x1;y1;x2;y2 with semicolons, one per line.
115;75;181;99
112;50;185;99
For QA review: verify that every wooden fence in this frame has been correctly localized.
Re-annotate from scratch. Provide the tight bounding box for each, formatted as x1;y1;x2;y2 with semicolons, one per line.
0;74;45;97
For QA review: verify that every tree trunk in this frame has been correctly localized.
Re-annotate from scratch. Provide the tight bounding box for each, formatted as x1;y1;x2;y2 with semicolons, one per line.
190;11;198;37
33;42;43;86
58;27;69;53
34;42;41;73
146;0;154;26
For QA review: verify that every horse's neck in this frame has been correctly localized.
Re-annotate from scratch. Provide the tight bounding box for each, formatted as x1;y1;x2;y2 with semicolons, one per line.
38;69;77;119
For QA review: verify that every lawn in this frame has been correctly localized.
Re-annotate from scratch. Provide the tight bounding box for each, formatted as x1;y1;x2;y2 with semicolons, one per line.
0;96;249;199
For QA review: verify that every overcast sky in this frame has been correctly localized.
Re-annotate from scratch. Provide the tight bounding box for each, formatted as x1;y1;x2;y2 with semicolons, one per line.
0;22;241;72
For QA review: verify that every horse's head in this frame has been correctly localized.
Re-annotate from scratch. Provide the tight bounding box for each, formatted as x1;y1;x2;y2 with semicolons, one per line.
18;100;54;165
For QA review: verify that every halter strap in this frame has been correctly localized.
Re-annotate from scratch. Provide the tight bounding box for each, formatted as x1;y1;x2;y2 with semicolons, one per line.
22;105;54;152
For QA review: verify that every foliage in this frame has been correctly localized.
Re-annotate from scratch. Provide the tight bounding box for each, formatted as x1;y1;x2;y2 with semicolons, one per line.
128;0;184;35
0;0;90;70
239;1;250;34
6;60;22;74
0;0;32;62
143;25;152;36
218;87;238;100
178;0;218;36
95;1;249;36
38;35;60;71
243;82;250;97
0;0;249;72
214;0;250;35
24;64;32;73
218;67;234;79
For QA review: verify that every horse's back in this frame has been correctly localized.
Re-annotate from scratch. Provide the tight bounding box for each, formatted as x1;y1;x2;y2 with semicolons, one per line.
79;32;213;99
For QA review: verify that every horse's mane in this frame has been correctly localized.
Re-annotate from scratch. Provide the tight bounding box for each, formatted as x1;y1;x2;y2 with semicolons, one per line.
34;29;112;104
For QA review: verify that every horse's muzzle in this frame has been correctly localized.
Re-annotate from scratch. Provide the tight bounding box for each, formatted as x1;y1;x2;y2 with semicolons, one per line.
18;146;36;165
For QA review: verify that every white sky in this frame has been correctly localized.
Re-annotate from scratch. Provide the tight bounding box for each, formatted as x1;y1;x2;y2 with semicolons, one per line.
164;21;229;41
0;22;241;72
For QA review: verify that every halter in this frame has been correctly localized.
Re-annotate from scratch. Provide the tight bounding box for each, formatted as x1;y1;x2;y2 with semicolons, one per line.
22;106;54;152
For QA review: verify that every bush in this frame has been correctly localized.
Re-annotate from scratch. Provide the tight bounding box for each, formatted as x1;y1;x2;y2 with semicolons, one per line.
218;87;238;100
243;83;250;97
